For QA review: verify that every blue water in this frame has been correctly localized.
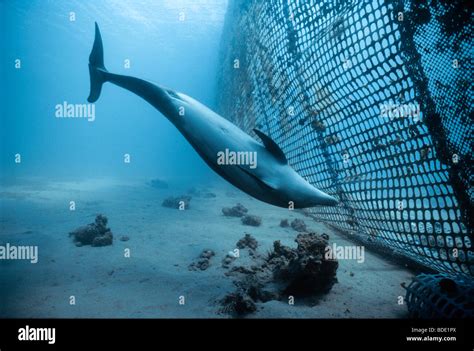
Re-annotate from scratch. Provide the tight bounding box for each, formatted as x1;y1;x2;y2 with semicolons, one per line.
1;0;228;183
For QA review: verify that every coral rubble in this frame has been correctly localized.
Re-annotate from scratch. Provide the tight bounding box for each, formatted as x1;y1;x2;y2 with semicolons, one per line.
69;214;113;247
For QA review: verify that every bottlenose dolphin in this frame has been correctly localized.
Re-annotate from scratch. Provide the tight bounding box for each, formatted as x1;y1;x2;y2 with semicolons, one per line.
87;23;337;208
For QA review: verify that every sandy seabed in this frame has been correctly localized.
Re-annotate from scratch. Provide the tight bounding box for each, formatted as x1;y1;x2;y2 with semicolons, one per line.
0;177;413;318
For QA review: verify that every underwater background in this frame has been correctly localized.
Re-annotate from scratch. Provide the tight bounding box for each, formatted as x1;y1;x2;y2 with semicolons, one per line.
1;0;227;183
0;0;472;318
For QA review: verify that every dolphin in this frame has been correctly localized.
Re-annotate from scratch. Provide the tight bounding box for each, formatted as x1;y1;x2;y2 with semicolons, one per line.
87;23;338;208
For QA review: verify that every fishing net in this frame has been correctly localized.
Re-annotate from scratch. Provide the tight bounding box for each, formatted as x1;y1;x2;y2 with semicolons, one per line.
216;0;473;276
404;273;474;318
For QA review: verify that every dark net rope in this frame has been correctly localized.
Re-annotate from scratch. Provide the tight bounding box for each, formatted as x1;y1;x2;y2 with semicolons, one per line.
216;0;472;275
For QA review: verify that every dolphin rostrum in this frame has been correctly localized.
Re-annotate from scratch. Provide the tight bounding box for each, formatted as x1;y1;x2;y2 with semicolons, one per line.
87;23;338;208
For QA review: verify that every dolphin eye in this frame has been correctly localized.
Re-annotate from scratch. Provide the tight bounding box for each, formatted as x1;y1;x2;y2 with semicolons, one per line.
165;89;184;101
219;126;229;133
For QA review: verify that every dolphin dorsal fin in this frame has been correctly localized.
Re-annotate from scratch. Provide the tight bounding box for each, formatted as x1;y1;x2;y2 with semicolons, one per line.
253;129;287;164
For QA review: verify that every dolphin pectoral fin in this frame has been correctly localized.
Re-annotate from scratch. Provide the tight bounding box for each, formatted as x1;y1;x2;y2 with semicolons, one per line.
237;165;280;191
253;129;287;164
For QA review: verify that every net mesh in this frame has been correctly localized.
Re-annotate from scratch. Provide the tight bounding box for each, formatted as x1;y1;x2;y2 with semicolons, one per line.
216;0;473;275
404;273;474;318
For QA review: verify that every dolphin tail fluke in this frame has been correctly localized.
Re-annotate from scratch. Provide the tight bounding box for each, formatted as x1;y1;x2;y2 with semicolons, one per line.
87;22;108;103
